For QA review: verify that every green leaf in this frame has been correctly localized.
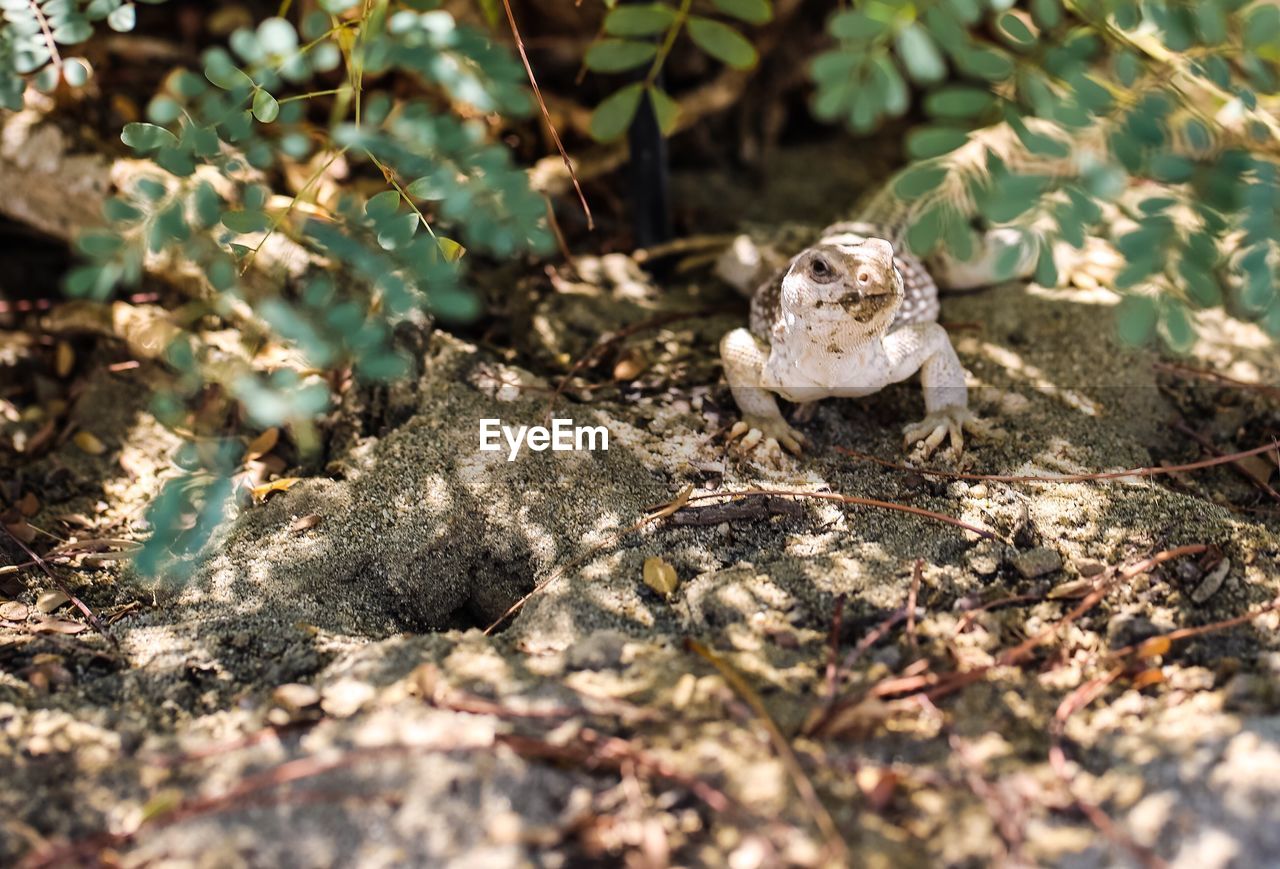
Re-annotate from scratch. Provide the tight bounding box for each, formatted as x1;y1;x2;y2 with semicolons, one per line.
995;11;1036;49
712;0;771;26
1158;301;1195;353
895;23;945;84
955;46;1013;81
121;122;178;153
906;126;969;160
76;230;123;257
686;17;758;69
1116;296;1157;345
893;164;948;200
647;85;679;135
604;3;676;35
923;86;993;119
319;0;360;11
221;210;271;233
146;96;182;124
1033;238;1057;286
906;206;944;256
257;18;299;55
53;20;93;44
106;2;135;32
829;10;888;41
1030;0;1061;30
978;173;1050;222
1148;153;1193;183
62;57;91;87
590;83;644;141
584;39;658;73
365;189;402;219
252;89;280;123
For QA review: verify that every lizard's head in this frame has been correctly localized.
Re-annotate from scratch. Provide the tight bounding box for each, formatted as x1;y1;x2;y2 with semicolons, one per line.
779;238;903;335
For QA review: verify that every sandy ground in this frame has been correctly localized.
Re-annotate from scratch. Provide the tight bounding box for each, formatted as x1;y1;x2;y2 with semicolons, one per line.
2;142;1279;868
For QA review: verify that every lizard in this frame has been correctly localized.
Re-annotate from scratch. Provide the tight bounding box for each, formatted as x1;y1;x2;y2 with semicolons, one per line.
714;99;1265;461
717;221;1007;460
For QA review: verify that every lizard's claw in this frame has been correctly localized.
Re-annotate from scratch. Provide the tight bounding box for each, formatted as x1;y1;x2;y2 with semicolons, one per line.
728;415;806;457
903;406;997;460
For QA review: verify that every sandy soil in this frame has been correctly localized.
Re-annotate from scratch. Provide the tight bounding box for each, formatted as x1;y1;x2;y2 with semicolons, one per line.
2;141;1279;868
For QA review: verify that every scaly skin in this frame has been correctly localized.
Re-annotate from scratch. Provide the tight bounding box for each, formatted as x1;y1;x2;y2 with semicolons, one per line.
719;227;996;460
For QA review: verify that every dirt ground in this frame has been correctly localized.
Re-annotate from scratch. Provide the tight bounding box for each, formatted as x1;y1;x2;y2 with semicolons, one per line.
2;140;1279;868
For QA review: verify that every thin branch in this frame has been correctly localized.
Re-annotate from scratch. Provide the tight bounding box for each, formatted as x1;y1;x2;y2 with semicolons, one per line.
686;639;849;864
835;440;1280;485
1;522;117;650
499;0;593;229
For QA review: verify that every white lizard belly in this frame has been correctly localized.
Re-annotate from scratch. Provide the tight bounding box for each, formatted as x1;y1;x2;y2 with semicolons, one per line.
762;336;892;402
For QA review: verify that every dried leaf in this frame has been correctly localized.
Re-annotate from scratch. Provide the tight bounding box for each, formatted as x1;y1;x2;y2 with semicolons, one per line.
4;521;36;544
17;492;39;517
245;427;280;462
1047;578;1094;599
646;484;694;520
55;341;74;378
32;616;87;634
1191;558;1230;604
289;514;322;533
1131;668;1165;690
250;477;301;502
1135;636;1171;659
73;431;108;455
0;600;29;620
642;556;679;597
613;350;648;381
36;589;69;614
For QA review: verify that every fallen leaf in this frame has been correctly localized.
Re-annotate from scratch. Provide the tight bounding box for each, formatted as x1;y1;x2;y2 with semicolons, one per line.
1191;558;1231;604
643;556;679;597
1135;636;1171;659
289;514;321;533
613;349;648;382
17;492;39;517
4;521;36;544
1131;668;1165;690
55;341;74;378
73;431;108;455
245;427;280;462
36;590;69;614
1047;578;1094;600
250;477;301;502
0;600;28;620
32;616;86;634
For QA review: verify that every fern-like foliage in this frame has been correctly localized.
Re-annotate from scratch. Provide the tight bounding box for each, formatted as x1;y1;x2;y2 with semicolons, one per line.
808;0;1280;349
5;1;553;580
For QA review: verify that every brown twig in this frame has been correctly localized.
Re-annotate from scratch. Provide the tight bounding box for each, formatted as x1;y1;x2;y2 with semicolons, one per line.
658;489;1000;542
686;639;849;863
482;485;694;635
1050;665;1167;868
1170;421;1280;503
544;307;715;420
1153;361;1280;401
906;559;923;649
821;594;846;706
1;522;117;650
836;440;1280;485
498;0;593;229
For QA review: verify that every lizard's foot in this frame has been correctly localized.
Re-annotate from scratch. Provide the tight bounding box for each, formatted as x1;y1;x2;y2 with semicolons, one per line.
727;415;807;457
903;406;997;460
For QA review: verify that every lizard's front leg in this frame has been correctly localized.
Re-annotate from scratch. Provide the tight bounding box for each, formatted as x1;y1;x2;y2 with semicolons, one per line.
719;327;806;455
884;323;994;458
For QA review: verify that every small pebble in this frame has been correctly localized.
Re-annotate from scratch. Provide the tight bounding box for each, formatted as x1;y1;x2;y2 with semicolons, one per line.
1011;547;1063;579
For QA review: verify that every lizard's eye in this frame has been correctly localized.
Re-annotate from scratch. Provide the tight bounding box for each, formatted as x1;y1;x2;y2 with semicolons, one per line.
809;256;833;280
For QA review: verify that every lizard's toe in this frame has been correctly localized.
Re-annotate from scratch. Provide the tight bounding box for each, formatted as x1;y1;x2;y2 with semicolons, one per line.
730;415;806;458
904;407;987;459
